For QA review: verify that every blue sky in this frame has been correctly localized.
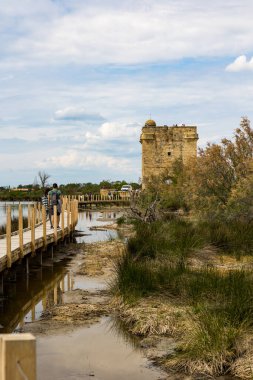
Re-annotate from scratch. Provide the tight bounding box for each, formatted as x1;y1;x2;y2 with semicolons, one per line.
1;0;253;186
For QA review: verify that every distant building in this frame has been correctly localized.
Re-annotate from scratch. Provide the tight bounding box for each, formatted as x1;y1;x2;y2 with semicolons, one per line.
140;119;198;189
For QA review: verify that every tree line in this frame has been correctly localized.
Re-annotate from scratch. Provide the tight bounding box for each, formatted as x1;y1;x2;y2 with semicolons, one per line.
0;179;141;201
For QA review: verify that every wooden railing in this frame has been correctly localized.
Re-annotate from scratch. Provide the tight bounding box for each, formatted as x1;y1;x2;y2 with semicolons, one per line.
0;199;78;272
66;193;139;202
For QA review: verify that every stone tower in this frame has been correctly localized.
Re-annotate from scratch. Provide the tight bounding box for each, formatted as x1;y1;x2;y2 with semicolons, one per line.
140;119;198;189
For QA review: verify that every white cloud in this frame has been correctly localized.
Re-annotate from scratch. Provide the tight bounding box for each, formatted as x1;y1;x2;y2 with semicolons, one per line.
36;150;136;173
2;0;253;67
53;106;104;122
226;55;253;72
98;122;140;140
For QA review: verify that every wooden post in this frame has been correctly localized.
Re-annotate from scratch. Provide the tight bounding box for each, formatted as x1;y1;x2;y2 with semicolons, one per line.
67;202;70;234
38;202;41;224
31;207;35;256
72;201;75;227
0;333;36;380
70;201;74;231
34;202;37;226
42;205;47;250
76;200;78;226
6;206;11;268
61;203;65;239
54;285;58;304
72;201;74;230
54;205;58;244
18;204;24;259
28;204;31;228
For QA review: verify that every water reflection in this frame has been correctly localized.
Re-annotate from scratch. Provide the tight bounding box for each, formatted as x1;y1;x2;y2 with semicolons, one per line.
0;251;74;333
0;209;123;332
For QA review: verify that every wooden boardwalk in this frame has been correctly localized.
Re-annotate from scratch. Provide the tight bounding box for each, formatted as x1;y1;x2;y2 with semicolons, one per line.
73;193;133;208
0;199;78;273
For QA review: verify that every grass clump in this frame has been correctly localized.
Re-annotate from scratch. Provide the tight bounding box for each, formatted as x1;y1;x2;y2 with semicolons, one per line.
170;309;245;377
127;219;204;261
196;220;253;257
113;254;158;300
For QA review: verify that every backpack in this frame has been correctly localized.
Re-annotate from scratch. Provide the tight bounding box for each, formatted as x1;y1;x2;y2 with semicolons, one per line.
50;191;59;206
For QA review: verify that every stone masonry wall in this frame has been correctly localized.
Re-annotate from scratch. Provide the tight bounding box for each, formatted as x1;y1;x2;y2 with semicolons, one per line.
140;124;198;188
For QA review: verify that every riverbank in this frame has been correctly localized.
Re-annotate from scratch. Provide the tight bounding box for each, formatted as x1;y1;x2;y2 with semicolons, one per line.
21;239;125;336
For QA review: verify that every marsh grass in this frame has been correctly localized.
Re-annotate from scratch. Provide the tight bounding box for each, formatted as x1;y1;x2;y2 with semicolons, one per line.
169;307;250;377
113;254;158;300
127;219;204;261
112;216;253;376
196;220;253;258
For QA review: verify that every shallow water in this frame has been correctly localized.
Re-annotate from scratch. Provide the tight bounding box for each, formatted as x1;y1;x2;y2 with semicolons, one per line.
0;201;32;233
75;209;120;243
37;318;164;380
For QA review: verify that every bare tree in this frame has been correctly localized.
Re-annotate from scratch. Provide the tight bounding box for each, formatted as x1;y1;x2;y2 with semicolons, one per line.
38;171;51;189
129;192;160;223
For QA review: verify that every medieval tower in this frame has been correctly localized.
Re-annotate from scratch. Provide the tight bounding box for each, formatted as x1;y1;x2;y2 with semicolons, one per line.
140;119;198;189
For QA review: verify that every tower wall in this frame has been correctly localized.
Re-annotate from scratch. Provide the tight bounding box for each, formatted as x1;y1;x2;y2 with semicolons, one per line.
140;123;198;188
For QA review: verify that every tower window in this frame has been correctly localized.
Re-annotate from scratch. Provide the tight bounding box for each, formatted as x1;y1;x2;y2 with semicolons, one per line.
168;152;171;156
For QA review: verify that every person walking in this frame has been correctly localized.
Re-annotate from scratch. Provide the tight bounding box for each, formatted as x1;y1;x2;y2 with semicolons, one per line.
41;188;49;214
48;183;62;228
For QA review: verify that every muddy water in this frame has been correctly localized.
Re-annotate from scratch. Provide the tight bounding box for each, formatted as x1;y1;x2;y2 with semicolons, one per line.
0;209;166;380
37;318;164;380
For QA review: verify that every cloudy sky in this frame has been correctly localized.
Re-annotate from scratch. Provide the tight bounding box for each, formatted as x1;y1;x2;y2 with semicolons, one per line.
0;0;253;186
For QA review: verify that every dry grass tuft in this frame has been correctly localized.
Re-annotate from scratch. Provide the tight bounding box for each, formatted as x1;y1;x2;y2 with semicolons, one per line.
231;334;253;379
111;296;189;337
